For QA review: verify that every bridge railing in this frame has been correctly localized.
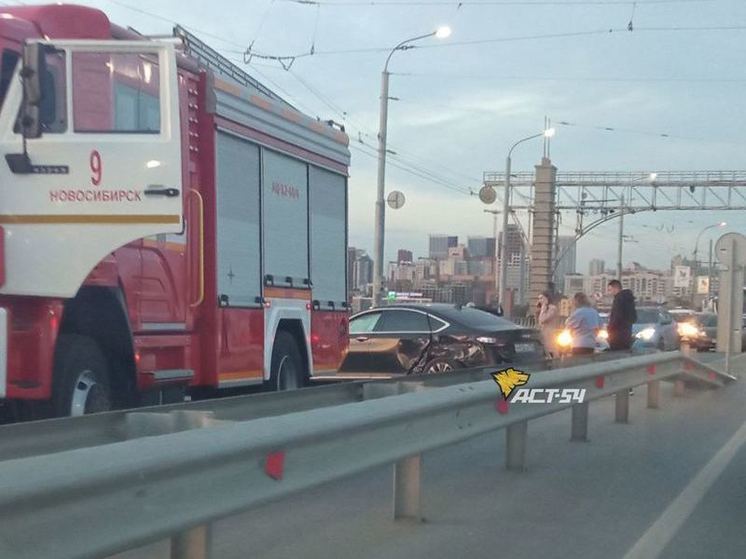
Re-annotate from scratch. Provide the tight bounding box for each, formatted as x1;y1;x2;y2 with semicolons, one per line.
0;350;733;559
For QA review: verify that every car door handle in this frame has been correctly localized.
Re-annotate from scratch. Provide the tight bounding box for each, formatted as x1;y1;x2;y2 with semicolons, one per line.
355;336;369;342
144;186;180;198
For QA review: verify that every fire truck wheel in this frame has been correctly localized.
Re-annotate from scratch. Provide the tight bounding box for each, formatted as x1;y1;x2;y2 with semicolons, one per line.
52;335;113;417
267;331;304;391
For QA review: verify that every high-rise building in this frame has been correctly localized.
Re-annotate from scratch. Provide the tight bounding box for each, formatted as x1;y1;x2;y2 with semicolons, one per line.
429;234;458;259
554;236;577;292
589;258;605;276
467;236;496;258
564;273;585;296
414;258;437;283
347;247;366;293
397;249;413;264
352;253;373;291
497;225;523;260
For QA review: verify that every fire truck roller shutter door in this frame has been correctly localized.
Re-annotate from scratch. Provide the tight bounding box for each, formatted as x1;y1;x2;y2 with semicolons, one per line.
215;132;261;307
309;166;347;309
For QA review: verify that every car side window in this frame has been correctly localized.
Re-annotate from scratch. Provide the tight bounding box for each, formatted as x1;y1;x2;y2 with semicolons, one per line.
376;310;432;333
349;312;382;334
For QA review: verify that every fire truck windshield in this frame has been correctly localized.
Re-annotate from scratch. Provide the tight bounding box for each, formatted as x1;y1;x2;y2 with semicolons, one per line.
0;49;19;110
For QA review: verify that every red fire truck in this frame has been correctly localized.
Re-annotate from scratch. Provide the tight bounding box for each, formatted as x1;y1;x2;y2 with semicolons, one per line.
0;5;350;417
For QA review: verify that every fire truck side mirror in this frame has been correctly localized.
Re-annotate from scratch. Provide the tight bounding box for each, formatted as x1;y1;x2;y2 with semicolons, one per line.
19;42;43;139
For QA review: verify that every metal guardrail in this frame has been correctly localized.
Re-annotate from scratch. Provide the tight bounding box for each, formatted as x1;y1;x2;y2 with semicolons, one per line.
0;351;734;559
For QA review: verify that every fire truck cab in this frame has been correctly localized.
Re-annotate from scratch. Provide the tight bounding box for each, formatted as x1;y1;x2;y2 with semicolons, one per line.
0;5;350;417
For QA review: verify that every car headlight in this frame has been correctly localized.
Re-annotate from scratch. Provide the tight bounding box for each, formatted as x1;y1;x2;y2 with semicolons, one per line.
636;327;656;341
597;328;609;340
556;329;573;347
678;322;699;338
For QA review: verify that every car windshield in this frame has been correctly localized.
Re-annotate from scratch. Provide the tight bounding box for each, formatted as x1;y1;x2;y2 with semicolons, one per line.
636;309;659;324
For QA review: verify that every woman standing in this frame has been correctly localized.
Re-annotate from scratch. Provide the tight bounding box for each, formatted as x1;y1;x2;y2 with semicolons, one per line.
565;292;601;355
537;291;559;357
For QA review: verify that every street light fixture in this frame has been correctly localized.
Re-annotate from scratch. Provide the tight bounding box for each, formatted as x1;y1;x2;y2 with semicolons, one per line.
693;221;727;269
498;127;555;314
372;27;452;306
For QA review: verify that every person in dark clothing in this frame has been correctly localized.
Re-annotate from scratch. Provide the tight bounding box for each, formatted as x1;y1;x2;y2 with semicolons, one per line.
607;279;637;350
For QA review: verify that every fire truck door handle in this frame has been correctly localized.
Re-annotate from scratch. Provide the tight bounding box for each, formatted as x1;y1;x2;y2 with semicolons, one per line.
188;188;205;308
144;186;180;197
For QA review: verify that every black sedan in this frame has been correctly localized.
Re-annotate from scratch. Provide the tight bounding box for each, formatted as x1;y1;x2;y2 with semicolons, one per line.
338;303;546;376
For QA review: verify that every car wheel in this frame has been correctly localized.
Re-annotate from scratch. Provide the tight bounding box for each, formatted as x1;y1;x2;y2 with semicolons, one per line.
267;331;305;391
423;358;459;374
657;337;666;351
52;335;112;417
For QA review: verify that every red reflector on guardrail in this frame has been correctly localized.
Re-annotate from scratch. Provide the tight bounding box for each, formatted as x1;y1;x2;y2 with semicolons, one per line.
264;451;285;480
595;376;605;389
496;399;509;415
708;371;717;380
647;364;656;375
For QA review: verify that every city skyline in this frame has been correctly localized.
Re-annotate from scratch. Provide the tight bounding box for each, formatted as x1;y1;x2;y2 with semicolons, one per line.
78;0;746;280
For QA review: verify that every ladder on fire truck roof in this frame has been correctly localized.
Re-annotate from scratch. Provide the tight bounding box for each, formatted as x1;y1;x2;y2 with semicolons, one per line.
172;25;294;109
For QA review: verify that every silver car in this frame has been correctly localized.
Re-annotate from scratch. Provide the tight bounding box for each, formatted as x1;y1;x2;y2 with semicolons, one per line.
632;307;680;351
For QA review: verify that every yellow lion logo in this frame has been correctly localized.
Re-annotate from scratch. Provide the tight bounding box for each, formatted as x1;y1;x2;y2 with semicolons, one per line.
491;368;530;400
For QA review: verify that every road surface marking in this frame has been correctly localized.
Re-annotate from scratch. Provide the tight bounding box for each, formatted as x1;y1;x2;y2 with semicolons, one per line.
622;418;746;559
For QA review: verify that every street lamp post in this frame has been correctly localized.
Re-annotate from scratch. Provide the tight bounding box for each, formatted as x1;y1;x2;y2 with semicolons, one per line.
484;209;500;300
693;221;726;300
617;194;624;281
372;26;451;307
693;221;727;273
499;128;554;313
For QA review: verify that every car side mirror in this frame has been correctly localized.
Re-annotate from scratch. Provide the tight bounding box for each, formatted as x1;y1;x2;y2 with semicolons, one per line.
19;42;44;140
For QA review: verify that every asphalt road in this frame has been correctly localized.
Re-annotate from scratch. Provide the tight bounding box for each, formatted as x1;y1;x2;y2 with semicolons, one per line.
113;352;746;559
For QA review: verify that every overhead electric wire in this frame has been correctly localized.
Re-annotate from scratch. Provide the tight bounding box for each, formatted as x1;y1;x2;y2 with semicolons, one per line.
227;24;746;61
351;143;474;196
106;0;248;50
281;0;712;6
280;67;483;190
556;119;701;141
394;72;746;83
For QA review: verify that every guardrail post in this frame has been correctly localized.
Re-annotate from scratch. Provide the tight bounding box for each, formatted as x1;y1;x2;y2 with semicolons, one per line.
171;524;211;559
647;380;660;409
674;344;689;397
570;402;589;442
615;389;629;423
505;420;528;471
674;379;686;397
393;455;422;521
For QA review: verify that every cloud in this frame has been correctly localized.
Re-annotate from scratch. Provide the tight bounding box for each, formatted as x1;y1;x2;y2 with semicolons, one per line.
397;91;543;128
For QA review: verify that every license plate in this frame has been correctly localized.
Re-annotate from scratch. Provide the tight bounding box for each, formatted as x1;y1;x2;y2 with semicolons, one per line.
515;342;535;353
